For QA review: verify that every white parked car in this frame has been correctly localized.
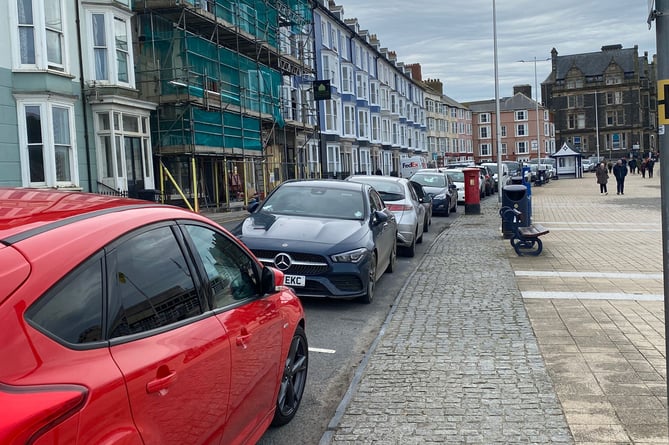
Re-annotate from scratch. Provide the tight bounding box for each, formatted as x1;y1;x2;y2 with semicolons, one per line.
443;168;466;203
480;162;511;192
581;159;595;172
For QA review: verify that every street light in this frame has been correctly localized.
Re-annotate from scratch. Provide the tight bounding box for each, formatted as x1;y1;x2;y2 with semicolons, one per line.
519;57;550;161
493;0;503;204
594;90;600;161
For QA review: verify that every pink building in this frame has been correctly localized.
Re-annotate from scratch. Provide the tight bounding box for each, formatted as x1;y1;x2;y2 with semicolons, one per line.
464;86;555;164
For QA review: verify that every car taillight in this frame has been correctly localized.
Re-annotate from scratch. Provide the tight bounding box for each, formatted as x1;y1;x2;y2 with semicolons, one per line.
386;204;413;212
0;383;87;445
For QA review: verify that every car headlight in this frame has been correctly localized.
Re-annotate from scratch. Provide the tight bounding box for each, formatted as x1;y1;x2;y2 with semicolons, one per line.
331;247;368;263
434;193;446;200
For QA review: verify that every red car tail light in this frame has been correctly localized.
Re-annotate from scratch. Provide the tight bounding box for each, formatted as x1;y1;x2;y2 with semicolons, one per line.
386;204;413;212
0;383;87;445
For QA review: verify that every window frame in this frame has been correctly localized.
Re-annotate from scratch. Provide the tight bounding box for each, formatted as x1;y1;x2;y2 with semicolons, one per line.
84;7;135;88
181;223;262;311
357;108;370;139
10;0;68;72
516;141;529;154
343;104;355;137
515;123;528;137
16;94;79;188
324;99;340;132
94;107;154;192
341;64;354;94
106;223;207;341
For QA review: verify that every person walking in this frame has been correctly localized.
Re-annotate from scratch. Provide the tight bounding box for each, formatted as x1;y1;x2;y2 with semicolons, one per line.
612;159;627;195
595;162;609;195
647;157;655;178
640;158;647;178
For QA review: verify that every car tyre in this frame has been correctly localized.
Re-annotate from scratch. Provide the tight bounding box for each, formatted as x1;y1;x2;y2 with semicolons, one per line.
386;238;397;273
416;226;423;244
359;252;377;304
271;325;308;427
423;214;429;232
444;198;451;217
403;235;416;257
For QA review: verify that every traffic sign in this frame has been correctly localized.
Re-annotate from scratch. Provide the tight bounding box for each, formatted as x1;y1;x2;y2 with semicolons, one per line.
658;79;669;125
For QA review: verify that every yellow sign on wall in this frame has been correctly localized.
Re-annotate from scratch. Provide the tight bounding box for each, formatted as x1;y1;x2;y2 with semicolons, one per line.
658;79;669;125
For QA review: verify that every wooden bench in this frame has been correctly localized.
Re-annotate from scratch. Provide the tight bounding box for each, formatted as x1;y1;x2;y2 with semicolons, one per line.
500;207;549;256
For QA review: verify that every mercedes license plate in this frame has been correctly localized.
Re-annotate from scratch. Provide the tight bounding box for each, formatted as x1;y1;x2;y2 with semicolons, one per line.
284;275;305;287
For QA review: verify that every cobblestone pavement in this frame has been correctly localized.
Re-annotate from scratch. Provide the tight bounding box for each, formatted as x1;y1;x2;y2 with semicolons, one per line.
318;167;667;445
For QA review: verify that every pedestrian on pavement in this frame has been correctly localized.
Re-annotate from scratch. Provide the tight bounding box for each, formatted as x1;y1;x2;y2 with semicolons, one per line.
628;158;636;175
595;162;609;195
612;159;627;195
647;157;655;178
640;159;647;178
607;161;613;173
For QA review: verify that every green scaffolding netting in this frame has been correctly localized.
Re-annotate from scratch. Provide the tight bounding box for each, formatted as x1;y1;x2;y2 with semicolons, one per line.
153;106;262;151
178;0;311;46
137;0;313;150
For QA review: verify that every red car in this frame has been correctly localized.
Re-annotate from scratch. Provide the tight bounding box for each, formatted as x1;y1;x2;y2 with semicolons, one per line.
0;188;308;445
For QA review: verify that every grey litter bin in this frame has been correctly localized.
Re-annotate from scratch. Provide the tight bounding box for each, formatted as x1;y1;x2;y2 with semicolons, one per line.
501;184;530;237
510;176;523;185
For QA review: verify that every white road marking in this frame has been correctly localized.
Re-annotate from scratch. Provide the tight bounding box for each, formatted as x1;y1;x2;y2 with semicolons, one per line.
309;347;336;354
522;291;664;301
515;271;663;280
537;222;660;226
540;227;661;232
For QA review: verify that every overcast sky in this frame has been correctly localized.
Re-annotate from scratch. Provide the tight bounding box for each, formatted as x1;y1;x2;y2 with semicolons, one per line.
339;0;657;103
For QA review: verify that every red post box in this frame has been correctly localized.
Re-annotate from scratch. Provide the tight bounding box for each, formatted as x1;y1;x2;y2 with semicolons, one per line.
462;167;481;215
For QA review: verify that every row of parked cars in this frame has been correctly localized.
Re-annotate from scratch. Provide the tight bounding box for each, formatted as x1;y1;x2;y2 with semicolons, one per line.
233;174;446;307
232;163;516;307
2;156;548;444
0;156;539;444
4;155;550;444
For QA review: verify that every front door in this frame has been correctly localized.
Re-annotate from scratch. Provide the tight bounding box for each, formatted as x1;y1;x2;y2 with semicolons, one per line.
125;137;144;197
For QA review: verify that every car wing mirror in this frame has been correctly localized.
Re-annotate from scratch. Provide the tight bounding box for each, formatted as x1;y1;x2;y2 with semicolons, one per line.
261;266;283;294
247;201;260;213
373;210;389;225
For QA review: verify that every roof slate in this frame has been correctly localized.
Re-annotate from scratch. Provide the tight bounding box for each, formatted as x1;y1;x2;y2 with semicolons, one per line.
554;46;637;79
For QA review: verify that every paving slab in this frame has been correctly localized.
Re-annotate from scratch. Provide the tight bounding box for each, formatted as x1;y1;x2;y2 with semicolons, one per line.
315;165;667;444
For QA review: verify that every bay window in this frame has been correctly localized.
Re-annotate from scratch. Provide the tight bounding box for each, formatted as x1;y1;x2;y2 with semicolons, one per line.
17;96;77;187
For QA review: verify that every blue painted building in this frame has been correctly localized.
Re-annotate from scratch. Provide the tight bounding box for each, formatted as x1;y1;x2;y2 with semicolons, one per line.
312;0;427;177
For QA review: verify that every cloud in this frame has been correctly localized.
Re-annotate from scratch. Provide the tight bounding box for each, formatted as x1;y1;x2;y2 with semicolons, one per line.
339;0;656;102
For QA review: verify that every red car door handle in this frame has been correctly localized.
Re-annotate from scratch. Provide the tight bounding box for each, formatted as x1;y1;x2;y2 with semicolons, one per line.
236;333;252;349
146;371;177;394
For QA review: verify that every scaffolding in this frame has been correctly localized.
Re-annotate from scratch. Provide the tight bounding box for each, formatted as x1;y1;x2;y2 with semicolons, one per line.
134;0;317;211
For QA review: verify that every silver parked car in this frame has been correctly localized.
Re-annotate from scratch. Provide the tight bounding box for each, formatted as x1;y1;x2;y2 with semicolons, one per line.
346;175;426;257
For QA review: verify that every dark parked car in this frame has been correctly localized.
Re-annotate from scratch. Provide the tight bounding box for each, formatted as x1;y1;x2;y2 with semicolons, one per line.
477;165;495;196
234;179;397;304
0;188;308;445
410;170;458;216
